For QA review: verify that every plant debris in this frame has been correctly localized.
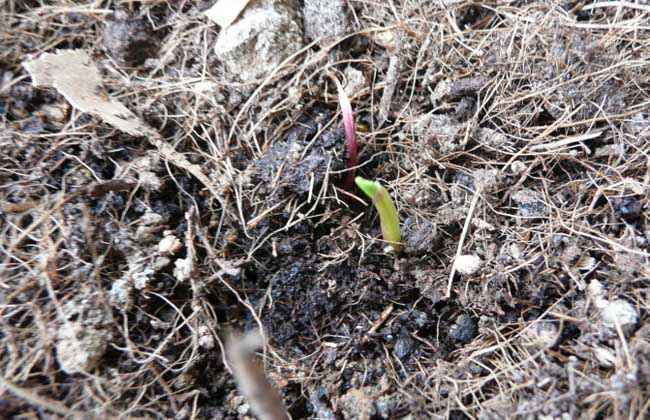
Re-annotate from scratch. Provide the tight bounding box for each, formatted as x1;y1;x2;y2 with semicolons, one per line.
2;1;649;418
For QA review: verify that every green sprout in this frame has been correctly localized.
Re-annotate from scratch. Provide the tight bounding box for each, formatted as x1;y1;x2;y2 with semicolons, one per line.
355;176;401;252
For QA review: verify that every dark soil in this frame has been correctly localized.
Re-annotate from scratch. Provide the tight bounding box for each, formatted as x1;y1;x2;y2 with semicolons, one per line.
1;1;649;419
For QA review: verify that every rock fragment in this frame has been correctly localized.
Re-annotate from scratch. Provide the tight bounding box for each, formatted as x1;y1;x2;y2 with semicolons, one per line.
511;188;547;218
303;0;351;42
449;314;479;344
204;0;251;28
56;288;114;374
454;254;482;275
213;0;303;81
599;300;638;335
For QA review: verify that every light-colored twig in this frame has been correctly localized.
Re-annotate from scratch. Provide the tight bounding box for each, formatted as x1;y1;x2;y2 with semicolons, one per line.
447;187;482;298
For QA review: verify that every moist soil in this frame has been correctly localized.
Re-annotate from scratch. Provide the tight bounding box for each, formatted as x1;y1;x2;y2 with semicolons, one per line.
1;1;649;419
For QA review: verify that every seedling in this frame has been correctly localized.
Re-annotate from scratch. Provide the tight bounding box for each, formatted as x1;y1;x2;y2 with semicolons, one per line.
334;78;358;191
355;176;401;252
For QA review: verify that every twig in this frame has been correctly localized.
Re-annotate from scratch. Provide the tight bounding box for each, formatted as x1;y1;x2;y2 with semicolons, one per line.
0;376;84;417
446;187;482;298
582;1;650;13
366;304;394;337
529;130;604;152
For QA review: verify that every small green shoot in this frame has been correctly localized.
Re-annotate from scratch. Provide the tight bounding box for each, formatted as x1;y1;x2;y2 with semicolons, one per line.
355;176;401;252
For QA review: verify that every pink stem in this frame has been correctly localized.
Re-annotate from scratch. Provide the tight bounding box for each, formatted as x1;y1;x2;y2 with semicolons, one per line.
335;79;358;191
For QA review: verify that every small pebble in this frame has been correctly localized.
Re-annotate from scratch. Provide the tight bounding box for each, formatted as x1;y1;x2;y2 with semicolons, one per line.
512;188;547;218
592;346;616;368
522;320;559;348
454;254;482;275
158;233;182;255
449;314;478;344
600;299;638;333
393;333;414;360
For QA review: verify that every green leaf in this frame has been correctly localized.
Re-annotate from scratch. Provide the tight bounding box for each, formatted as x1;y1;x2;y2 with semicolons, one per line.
355;177;380;199
355;176;401;251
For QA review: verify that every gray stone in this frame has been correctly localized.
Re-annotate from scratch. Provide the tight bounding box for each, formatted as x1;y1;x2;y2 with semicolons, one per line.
449;314;478;344
303;0;351;42
56;288;114;374
393;333;414;360
512;188;548;218
600;299;638;335
56;322;112;374
213;0;303;81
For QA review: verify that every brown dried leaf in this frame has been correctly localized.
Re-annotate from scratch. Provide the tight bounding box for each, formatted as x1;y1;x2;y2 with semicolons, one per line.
22;50;153;137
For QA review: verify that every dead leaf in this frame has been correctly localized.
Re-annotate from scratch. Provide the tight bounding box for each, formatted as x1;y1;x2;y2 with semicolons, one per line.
22;49;227;216
22;50;154;137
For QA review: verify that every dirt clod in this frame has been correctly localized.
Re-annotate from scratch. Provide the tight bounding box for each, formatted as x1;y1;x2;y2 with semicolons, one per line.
3;1;649;418
56;289;114;374
449;314;479;344
103;11;158;66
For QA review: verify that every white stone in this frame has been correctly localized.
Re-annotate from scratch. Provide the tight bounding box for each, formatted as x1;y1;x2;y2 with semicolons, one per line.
57;322;110;374
213;0;303;81
593;346;617;368
158;234;182;255
454;254;482;275
204;0;251;28
174;258;193;282
600;300;638;331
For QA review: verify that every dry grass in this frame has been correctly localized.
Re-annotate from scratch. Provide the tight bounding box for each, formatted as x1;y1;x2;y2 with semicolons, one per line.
1;0;648;418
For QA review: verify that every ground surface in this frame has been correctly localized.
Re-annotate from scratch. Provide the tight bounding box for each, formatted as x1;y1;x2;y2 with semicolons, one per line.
1;1;649;419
